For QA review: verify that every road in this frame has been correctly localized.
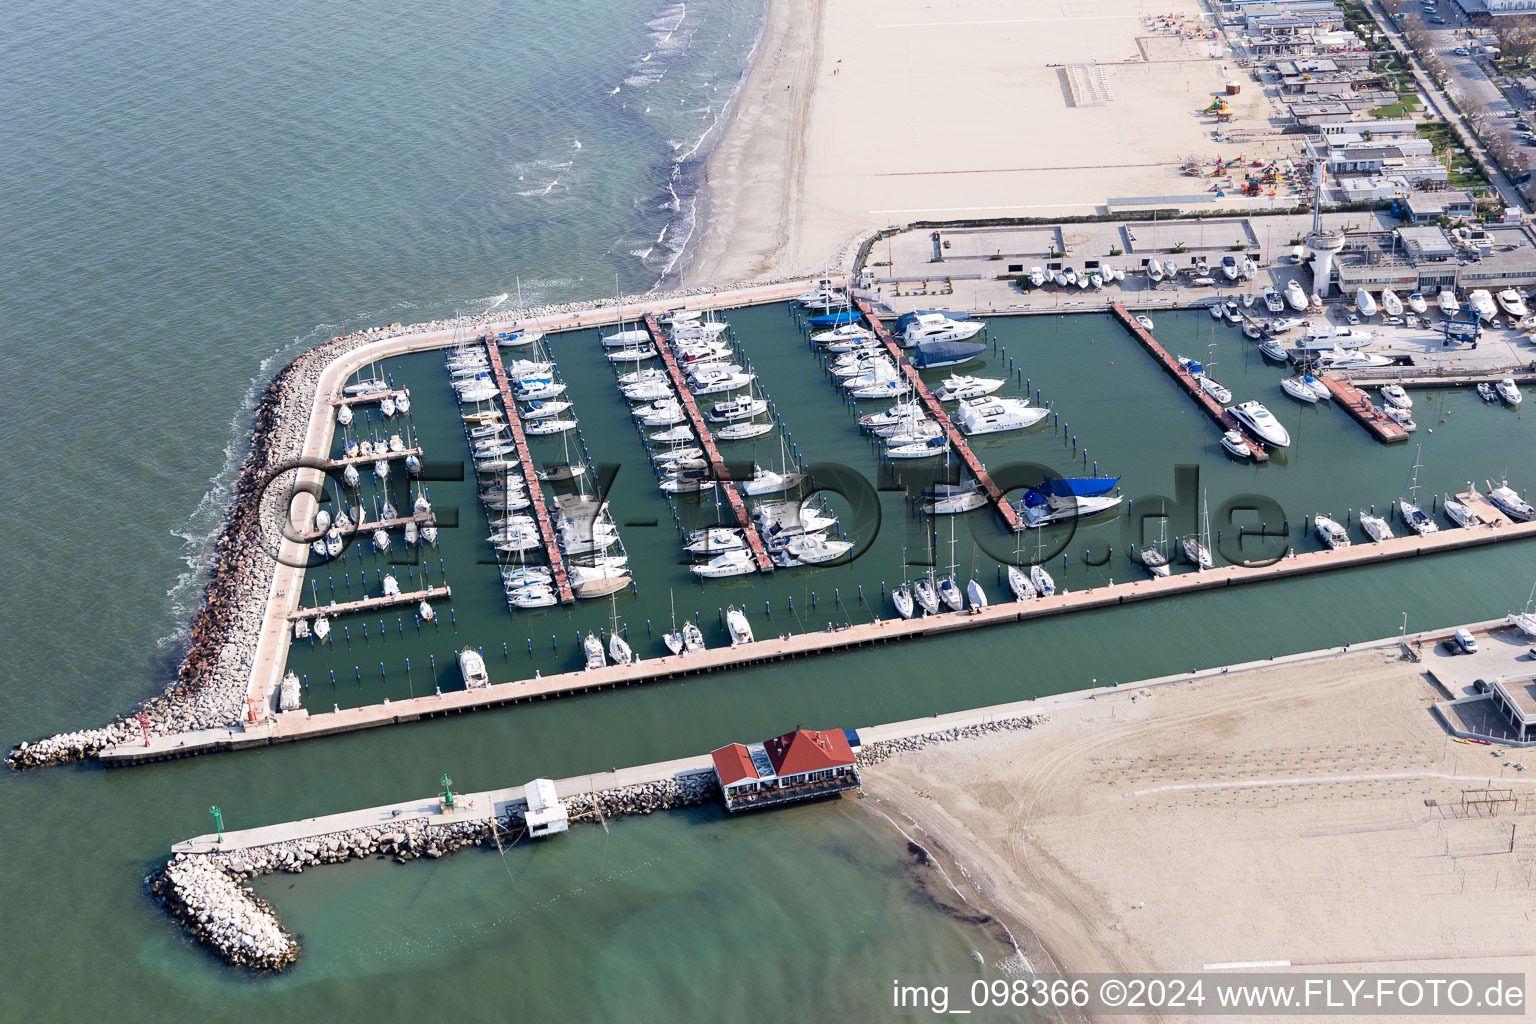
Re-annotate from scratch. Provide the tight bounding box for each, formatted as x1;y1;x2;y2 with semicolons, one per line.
1365;0;1526;207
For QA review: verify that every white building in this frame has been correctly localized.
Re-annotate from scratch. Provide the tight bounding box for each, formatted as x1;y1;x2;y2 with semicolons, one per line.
523;778;569;837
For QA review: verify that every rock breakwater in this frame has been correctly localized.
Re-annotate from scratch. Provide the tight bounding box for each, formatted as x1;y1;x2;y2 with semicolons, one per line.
856;716;1047;768
155;773;719;968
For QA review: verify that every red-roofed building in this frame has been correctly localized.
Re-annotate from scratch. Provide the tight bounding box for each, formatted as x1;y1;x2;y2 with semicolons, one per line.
710;727;861;812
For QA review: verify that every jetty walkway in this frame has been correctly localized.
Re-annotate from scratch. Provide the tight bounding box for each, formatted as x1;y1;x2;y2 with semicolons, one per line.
286;584;449;621
1109;302;1272;461
323;448;422;469
329;388;409;409
167;612;1515;854
857;298;1024;530
106;515;1536;766
642;313;773;572
1319;376;1411;443
483;341;574;605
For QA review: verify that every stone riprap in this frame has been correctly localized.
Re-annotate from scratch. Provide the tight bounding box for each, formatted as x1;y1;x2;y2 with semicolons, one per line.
154;773;720;969
855;715;1046;767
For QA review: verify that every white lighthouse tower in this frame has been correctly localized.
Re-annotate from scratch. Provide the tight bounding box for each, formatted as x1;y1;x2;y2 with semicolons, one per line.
1305;162;1344;301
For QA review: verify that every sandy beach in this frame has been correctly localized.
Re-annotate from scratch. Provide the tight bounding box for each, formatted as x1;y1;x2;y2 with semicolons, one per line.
860;648;1536;989
686;0;1294;286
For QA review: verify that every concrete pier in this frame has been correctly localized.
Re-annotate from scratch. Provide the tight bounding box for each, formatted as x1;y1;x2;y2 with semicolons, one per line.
99;516;1536;766
482;341;575;605
642;312;774;572
857;298;1024;529
1109;301;1272;461
323;447;423;469
286;584;449;621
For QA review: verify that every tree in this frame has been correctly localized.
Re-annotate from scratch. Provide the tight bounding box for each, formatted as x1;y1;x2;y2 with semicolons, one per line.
1491;15;1536;67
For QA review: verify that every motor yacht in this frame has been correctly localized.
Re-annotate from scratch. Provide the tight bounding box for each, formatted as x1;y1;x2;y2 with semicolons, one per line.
1497;289;1529;318
1360;512;1394;542
1380;384;1411;409
691;550;756;578
1262;286;1284;313
1468;289;1497;320
1381;290;1404;317
1220;429;1251;459
900;312;985;346
726;606;754;646
1229;400;1291;446
1220;255;1240;282
953;396;1048;436
1284;279;1309;310
1314;515;1351;550
1437;289;1461;315
1489;481;1534;521
1135;315;1154;332
1407;291;1428;315
1496;378;1523;406
935;375;1005;401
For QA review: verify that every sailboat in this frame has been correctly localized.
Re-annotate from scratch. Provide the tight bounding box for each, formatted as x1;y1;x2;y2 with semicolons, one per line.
607;594;636;666
1182;490;1214;570
1398;445;1439;536
1139;503;1172;578
936;520;963;611
663;593;686;655
893;548;916;619
1030;526;1055;597
1510;582;1536;639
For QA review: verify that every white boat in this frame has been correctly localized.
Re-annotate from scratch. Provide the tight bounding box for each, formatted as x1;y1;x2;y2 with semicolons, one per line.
1200;374;1232;405
1510;583;1536;639
609;630;635;667
1007;566;1036;600
1381;289;1404;317
379;395;397;418
966;579;988;610
886;436;949;459
601;328;651;348
1489;480;1534;521
1441;494;1477;529
1063;268;1078;287
1242;322;1262;340
1220;429;1251;459
1468;289;1497;320
336;403;353;427
525;418;578;435
1381;404;1416;431
1230;400;1291;447
726;606;754;646
716;420;775;441
1259;338;1288;362
892;582;915;618
1381;384;1411;409
1015;493;1122;528
1182;492;1214;570
509;584;557;609
692;371;755;396
772;535;853;566
1496;378;1523;406
582;633;607;670
935;375;1005;402
811;323;874;346
1280;376;1319;403
1437;289;1461;315
1220;255;1240;282
1497;289;1529;318
685;527;745;554
372;528;390;551
912;577;940;615
1355;288;1378;318
294;618;311;641
706;396;768;423
1262;286;1284;313
1162;259;1177;278
1223;301;1242;324
1407;291;1428;315
1135;314;1154;332
520;400;573;420
1314;514;1350;549
901;312;984;346
1313;346;1391;370
313;616;330;642
1301;375;1330;401
635;398;686;426
515;380;567;401
343;378;388;396
1031;564;1055;597
653;445;703;465
607;344;656;363
1284;279;1309;311
923;480;987;515
743;466;806;496
691;550;756;578
1209;302;1224;321
848;378;911;401
936;574;963;611
325;529;344;557
1360;512;1394;542
953;396;1047;436
460;649;490;689
1146;261;1164;283
681;621;705;653
1028;267;1045;287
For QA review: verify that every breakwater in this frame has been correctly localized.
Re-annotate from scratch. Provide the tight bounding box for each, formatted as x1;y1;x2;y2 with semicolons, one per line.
154;771;721;969
8;277;837;771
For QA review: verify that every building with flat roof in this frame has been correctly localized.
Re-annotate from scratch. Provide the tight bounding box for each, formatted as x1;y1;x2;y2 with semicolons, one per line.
1489;675;1536;742
711;727;861;812
1404;190;1477;224
522;777;569;837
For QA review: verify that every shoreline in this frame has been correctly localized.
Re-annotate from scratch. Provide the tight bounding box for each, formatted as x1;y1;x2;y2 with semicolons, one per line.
684;0;827;287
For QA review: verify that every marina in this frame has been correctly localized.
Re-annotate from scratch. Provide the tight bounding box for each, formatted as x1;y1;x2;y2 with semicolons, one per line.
1317;376;1411;444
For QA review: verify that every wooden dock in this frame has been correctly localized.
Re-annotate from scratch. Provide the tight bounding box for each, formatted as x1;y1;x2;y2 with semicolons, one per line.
330;388;409;408
103;516;1536;766
288;584;450;621
1458;485;1513;527
1109;302;1270;462
324;447;422;469
483;343;575;605
856;299;1024;530
1319;376;1411;443
334;510;436;536
643;313;774;572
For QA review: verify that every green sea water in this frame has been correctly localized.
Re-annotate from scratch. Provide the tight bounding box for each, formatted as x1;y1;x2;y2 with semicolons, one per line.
4;0;1536;1018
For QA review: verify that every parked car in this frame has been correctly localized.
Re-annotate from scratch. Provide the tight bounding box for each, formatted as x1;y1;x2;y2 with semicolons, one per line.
1474;678;1491;694
1453;46;1470;56
1454;628;1480;654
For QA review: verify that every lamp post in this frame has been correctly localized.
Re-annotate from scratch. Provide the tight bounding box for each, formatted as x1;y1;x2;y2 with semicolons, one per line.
210;805;224;844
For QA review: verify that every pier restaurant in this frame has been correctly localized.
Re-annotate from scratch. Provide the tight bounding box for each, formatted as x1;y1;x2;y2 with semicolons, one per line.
710;728;861;812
